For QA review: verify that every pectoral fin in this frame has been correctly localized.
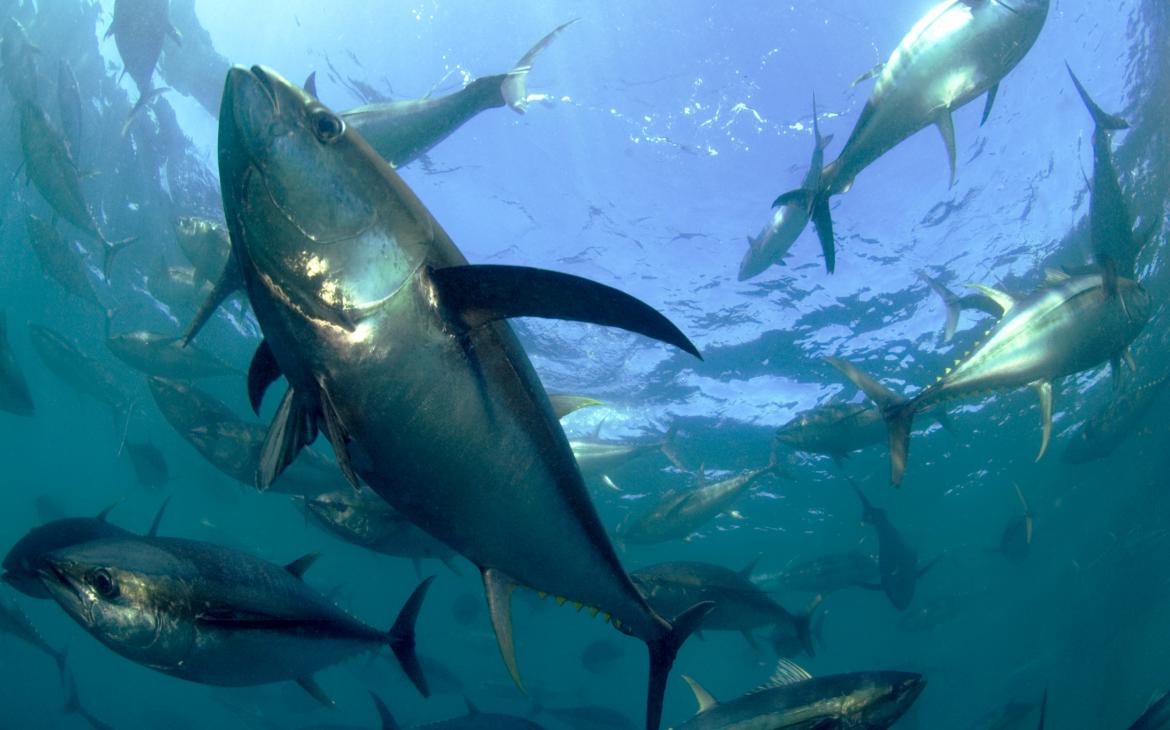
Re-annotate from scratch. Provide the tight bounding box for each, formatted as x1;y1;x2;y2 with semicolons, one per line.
483;569;523;691
1033;380;1053;462
428;264;701;359
964;284;1017;316
850;62;884;87
980;83;999;126
319;381;359;489
257;388;318;490
548;393;602;420
181;258;243;346
936;110;957;187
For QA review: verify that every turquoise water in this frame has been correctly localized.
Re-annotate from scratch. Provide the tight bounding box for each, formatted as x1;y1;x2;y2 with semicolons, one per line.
1;1;1168;728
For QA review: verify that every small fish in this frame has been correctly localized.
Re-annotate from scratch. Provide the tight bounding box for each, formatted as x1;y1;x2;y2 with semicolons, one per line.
123;441;170;490
105;0;181;97
373;696;544;729
829;271;1151;485
339;20;579;167
24;214;104;309
850;479;938;611
987;483;1033;562
579;637;624;673
0;311;35;416
757;551;880;596
39;536;432;703
106;328;240;379
740;97;832;280
675;659;924;729
631;559;820;656
0;593;67;683
28;324;129;421
303;489;461;574
619;453;784;545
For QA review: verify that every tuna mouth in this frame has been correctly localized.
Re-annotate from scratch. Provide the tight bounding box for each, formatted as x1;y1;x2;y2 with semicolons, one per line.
899;676;927;703
248;65;280;114
38;563;86;608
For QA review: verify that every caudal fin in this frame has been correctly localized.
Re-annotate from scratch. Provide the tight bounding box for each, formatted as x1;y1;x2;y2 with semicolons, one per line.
916;270;963;343
792;594;824;657
500;19;580;113
387;576;435;698
644;602;714;730
824;357;915;486
101;236;138;281
1066;64;1129;131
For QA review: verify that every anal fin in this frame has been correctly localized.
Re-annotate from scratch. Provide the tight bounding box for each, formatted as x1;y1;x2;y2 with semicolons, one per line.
296;675;333;707
483;568;524;691
1033;380;1053;462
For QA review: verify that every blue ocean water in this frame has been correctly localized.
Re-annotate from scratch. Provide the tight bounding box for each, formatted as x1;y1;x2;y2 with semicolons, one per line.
0;0;1167;728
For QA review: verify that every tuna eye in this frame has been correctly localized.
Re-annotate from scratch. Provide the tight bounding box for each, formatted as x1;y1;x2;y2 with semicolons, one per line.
91;569;119;599
310;109;345;144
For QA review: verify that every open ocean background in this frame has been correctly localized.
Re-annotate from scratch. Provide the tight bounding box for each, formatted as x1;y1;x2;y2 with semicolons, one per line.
1;0;1168;727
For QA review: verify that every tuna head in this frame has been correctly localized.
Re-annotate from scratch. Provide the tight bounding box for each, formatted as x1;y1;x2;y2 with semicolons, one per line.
3;519;132;599
39;539;196;669
219;65;419;343
846;671;926;726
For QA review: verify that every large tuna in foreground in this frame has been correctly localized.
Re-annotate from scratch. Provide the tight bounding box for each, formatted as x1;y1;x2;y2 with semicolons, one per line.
213;65;708;730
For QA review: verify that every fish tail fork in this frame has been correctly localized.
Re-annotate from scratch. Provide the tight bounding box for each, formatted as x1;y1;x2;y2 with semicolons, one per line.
644;601;714;730
824;357;915;486
387;575;435;698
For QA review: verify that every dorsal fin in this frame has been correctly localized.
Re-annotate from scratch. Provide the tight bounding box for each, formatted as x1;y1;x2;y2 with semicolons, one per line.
548;393;602;420
682;675;718;714
284;553;320;579
752;659;813;692
146;496;171;538
963;284;1016;316
95;499;124;522
464;697;480;715
739;553;762;579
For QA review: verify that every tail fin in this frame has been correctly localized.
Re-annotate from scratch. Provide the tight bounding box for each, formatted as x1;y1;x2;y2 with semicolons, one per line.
387;576;435;698
644;602;714;730
824;357;915;486
369;691;400;730
500;19;580;113
659;423;688;471
101;236;139;281
916;270;963;343
792;594;824;657
121;87;170;137
1066;64;1129;131
62;671;80;715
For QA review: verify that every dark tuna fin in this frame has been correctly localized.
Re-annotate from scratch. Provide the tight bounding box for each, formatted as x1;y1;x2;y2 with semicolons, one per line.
644;601;715;730
182;258;243;345
389;576;435;698
102;236;139;280
167;23;182;46
810;193;835;274
916;270;962;343
296;675;334;706
284;553;320;579
369;691;400;730
793;594;824;657
850;62;884;87
122;87;170;137
1037;687;1047;730
980;82;999;126
146;496;171;537
304;71;318;98
247;340;281;415
935;110;957;187
1066;64;1129;130
95;498;124;522
428;264;701;359
319;382;360;489
1033;380;1053;462
465;697;481;715
740;629;760;651
916;554;942;580
825;357;914;486
51;647;67;689
501;19;580;113
256;388;317;490
738;553;762;579
483;568;524;691
63;671;80;714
